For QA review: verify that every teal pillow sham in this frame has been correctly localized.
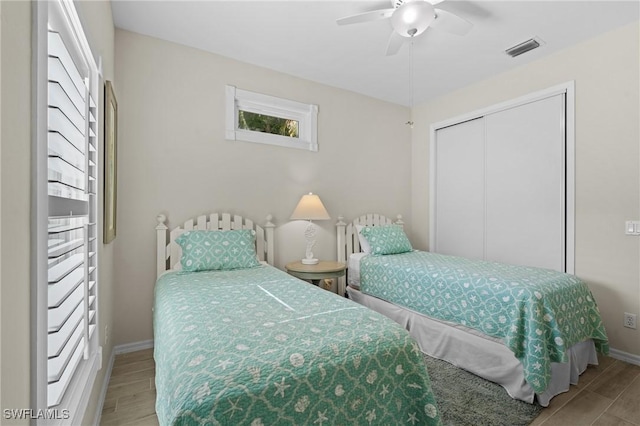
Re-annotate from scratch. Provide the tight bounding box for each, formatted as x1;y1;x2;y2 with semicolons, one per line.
360;225;413;255
175;229;260;271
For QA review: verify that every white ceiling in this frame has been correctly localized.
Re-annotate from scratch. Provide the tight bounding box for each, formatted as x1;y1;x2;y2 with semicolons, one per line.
111;0;640;106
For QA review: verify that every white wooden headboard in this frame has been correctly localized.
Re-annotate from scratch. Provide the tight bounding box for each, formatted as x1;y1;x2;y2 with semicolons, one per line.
335;213;403;295
155;213;275;279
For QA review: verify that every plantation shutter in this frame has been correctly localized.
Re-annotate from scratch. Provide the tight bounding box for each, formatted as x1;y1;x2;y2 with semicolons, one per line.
46;27;98;408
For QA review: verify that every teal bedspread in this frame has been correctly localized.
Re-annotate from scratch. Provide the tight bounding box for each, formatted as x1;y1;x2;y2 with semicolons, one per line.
154;265;441;425
360;251;609;394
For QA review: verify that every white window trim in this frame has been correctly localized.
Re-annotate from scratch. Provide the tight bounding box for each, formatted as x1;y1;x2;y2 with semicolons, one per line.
32;0;102;424
225;85;318;152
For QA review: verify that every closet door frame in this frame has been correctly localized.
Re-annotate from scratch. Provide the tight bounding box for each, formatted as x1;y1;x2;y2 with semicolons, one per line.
429;81;576;273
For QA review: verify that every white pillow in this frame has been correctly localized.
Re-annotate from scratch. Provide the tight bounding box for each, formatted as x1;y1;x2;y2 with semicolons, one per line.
355;225;371;253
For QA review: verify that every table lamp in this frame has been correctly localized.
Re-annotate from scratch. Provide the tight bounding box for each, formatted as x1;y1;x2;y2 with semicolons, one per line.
290;192;330;264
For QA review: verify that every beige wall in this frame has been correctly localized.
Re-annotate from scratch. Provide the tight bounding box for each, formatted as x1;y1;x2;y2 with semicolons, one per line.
113;29;412;345
0;0;3;412
1;0;32;420
411;21;640;357
0;0;115;423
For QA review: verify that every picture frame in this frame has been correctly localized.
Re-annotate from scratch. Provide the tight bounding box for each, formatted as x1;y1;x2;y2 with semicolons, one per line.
104;80;117;244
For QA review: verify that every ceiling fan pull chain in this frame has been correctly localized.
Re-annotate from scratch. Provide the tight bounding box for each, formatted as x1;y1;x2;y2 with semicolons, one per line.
406;39;415;128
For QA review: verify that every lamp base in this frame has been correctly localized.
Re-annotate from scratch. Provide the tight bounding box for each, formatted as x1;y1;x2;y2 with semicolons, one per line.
301;258;319;265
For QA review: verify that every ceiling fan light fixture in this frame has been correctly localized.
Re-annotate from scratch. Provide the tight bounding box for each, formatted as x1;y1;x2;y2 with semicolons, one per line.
391;1;435;38
402;8;417;24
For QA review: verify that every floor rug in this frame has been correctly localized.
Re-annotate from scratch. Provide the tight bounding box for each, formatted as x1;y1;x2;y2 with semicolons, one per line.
423;354;544;426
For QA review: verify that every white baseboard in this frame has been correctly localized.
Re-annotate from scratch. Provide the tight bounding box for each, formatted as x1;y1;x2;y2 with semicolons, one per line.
609;347;640;366
93;347;115;426
114;339;154;355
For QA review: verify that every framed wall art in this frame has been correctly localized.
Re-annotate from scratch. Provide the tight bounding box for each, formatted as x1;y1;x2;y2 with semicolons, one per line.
104;80;117;244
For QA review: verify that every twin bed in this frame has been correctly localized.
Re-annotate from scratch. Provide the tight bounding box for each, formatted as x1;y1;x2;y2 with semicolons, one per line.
152;210;608;425
337;213;609;407
153;213;441;425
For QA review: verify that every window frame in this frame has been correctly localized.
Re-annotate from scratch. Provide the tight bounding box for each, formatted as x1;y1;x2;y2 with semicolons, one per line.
225;85;319;152
32;0;102;423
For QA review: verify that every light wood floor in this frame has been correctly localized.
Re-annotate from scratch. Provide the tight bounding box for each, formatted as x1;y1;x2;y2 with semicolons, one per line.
100;349;640;425
100;349;158;426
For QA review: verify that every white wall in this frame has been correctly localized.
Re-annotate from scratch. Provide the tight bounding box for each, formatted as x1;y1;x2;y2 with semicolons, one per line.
411;21;640;357
113;29;413;345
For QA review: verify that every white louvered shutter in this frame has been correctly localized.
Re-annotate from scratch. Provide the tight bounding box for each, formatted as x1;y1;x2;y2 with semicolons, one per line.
46;27;98;408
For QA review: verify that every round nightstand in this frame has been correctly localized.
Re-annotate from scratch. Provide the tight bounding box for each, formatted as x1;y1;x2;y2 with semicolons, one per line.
285;260;347;288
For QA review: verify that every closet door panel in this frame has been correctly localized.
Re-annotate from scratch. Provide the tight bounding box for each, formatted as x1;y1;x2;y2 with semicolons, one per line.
484;95;565;271
434;118;485;260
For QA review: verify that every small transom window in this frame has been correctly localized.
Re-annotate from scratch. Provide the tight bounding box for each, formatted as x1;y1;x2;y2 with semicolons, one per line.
225;85;318;151
238;111;299;139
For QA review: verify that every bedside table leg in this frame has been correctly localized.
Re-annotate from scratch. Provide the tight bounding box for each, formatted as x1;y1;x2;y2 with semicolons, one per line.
321;279;334;292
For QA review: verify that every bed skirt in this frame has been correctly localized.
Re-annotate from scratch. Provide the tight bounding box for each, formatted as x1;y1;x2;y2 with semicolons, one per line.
347;285;598;407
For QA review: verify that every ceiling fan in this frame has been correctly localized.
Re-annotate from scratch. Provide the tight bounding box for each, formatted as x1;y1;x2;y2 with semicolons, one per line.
337;0;473;55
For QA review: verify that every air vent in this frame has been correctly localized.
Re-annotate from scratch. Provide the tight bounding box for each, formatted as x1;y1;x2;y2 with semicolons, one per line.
505;38;541;58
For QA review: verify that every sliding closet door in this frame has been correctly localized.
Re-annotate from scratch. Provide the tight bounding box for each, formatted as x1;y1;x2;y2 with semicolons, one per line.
431;89;569;272
434;118;485;260
484;95;565;271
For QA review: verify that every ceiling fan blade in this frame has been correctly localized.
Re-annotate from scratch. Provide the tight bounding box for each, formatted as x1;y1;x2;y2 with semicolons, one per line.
431;8;473;35
336;8;394;26
385;31;405;56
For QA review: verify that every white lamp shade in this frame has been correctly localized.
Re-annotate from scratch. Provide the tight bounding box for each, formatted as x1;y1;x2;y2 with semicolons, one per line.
290;193;331;221
391;1;435;38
